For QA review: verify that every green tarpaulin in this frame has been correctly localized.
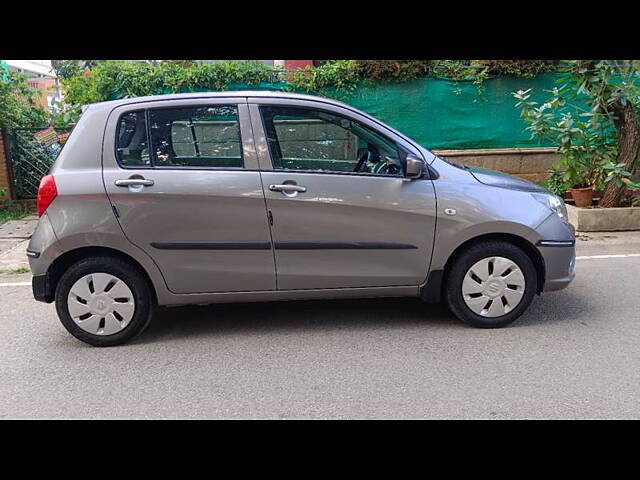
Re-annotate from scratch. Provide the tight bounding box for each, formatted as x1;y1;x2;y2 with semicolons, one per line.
112;74;582;150
0;60;10;81
285;74;576;150
331;74;567;150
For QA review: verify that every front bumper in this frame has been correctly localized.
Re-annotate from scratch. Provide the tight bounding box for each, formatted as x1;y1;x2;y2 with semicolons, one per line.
537;241;576;292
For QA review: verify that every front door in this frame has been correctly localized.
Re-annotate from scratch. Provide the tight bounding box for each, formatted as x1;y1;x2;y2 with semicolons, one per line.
251;101;437;290
102;99;276;294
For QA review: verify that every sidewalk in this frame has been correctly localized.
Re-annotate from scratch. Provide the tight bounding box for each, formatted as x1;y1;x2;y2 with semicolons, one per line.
0;216;38;273
574;230;640;257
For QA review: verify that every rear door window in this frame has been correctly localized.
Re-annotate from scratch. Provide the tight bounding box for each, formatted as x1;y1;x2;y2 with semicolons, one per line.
148;105;243;168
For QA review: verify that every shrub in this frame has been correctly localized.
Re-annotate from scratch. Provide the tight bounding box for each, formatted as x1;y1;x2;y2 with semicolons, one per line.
514;86;614;190
473;60;557;77
546;164;572;196
352;60;433;81
286;60;360;93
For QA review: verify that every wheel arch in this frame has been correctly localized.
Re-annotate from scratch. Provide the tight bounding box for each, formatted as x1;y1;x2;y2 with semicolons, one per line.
422;232;546;303
46;246;158;304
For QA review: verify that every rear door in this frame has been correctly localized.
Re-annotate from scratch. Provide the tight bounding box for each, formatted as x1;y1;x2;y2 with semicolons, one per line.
249;98;437;290
102;98;276;294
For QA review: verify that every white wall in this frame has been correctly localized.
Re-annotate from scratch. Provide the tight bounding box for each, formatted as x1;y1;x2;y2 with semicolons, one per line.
3;60;55;78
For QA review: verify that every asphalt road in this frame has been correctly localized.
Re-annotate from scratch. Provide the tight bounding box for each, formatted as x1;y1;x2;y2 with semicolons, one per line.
1;236;639;419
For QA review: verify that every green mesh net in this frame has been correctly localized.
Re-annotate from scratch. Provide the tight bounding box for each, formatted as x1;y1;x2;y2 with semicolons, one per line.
110;73;587;150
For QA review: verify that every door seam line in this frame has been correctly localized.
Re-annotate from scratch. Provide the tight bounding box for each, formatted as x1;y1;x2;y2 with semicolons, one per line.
246;103;279;290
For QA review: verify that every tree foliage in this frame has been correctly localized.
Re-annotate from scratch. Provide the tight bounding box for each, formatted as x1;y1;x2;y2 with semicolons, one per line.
563;60;640;207
0;67;48;129
51;60;102;79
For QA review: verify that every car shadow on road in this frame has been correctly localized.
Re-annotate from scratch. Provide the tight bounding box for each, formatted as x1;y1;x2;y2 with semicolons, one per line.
136;296;460;345
518;287;598;328
135;287;590;345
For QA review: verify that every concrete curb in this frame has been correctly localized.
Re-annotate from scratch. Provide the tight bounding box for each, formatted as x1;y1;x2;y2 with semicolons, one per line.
567;204;640;232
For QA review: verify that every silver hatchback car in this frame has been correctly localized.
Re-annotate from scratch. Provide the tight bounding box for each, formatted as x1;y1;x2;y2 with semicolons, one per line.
28;91;575;346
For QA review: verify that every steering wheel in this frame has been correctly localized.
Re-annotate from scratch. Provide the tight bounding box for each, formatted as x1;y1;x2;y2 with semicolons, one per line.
353;148;372;173
373;156;402;176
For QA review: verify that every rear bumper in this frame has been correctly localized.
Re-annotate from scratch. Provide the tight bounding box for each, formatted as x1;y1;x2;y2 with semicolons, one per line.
537;241;576;292
32;273;54;303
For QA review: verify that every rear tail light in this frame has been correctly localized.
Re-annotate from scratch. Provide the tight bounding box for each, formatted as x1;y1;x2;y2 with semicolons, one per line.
37;174;57;217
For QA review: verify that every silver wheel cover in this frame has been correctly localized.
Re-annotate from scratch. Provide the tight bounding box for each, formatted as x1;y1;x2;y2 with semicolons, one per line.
462;256;526;318
67;273;136;335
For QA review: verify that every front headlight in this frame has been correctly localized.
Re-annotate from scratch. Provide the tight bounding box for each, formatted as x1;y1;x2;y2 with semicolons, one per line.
532;193;568;221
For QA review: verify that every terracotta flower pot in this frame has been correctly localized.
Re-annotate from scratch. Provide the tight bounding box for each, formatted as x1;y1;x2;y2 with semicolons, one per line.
570;187;594;208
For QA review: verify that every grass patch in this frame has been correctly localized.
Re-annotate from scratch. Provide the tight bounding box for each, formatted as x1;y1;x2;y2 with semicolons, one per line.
0;267;30;275
0;204;34;226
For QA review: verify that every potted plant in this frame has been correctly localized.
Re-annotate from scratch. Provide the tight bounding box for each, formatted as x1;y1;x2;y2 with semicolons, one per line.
570;186;594;207
559;152;606;207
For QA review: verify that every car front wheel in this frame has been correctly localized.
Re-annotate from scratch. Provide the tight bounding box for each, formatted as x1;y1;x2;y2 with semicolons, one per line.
55;257;154;347
444;241;537;328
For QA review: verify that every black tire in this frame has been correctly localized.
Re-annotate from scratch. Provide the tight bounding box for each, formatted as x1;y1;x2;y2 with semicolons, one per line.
55;256;154;347
444;241;537;328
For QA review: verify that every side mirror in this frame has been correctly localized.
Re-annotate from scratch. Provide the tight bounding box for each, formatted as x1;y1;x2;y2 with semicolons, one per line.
404;153;425;179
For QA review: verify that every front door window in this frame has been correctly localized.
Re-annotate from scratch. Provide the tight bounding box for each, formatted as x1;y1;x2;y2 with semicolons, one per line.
260;106;405;176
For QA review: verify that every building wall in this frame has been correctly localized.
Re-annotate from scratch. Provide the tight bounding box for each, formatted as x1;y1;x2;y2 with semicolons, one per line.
4;60;54;78
283;60;314;70
27;77;61;110
433;148;559;183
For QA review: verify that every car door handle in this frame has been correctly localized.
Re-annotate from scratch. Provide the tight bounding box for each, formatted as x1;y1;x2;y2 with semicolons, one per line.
269;184;307;193
115;178;154;187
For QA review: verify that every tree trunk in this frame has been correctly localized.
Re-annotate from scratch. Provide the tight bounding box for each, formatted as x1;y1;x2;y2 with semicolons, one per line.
599;101;640;207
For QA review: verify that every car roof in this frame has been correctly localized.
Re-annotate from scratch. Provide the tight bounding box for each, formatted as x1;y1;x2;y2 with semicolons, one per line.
86;90;352;111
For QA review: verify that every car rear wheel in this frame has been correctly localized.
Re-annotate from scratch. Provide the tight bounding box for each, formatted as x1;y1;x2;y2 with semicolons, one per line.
444;241;537;328
55;257;154;346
